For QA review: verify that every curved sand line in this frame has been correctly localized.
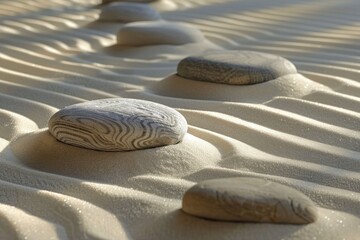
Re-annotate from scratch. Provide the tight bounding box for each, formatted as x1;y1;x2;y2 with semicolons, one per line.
10;129;220;181
151;73;330;103
0;0;359;239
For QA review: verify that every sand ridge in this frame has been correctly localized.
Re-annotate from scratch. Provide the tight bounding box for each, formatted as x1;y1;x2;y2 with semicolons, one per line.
0;0;359;239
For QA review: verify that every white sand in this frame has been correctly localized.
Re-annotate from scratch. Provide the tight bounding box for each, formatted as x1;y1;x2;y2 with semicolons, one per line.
0;0;359;239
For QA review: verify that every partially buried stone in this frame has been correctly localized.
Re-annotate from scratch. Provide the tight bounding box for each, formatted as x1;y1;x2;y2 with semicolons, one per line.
117;21;205;46
182;177;317;224
102;0;154;4
177;51;297;85
48;98;187;151
99;3;161;23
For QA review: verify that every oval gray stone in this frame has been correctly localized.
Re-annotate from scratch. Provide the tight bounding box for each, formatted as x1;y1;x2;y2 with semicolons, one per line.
177;51;297;85
182;177;317;224
117;21;205;46
102;0;154;4
48;98;188;151
99;3;161;23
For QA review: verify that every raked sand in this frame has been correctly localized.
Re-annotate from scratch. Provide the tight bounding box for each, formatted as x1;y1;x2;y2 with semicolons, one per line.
0;0;360;239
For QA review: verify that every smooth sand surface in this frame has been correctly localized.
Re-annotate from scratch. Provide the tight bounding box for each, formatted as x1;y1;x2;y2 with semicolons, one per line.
0;0;359;239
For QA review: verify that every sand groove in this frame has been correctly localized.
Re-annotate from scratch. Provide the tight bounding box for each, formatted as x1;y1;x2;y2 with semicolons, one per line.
0;0;359;239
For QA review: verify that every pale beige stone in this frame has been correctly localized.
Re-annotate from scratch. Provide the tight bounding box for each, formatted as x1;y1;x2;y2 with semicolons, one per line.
102;0;154;4
117;21;205;46
99;3;161;23
182;177;317;224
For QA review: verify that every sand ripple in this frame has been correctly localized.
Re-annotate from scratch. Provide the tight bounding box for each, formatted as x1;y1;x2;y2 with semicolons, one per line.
0;0;359;239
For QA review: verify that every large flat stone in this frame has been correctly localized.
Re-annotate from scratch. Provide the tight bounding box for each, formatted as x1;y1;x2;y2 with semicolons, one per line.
48;98;187;151
182;177;317;224
177;51;297;85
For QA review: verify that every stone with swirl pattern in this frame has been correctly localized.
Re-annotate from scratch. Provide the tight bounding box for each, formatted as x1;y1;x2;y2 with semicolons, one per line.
48;98;187;151
182;177;318;224
177;51;297;85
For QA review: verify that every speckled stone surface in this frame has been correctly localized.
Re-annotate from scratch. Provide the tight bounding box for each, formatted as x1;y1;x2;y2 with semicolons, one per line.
177;51;297;85
48;98;187;151
182;177;317;224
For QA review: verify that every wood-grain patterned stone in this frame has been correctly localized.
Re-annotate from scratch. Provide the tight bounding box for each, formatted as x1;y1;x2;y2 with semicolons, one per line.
48;98;187;151
177;51;297;85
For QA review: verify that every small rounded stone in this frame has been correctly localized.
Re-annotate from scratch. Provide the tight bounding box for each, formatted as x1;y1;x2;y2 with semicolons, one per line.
177;51;297;85
102;0;154;4
182;177;317;224
48;98;188;151
99;3;161;23
117;21;205;46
